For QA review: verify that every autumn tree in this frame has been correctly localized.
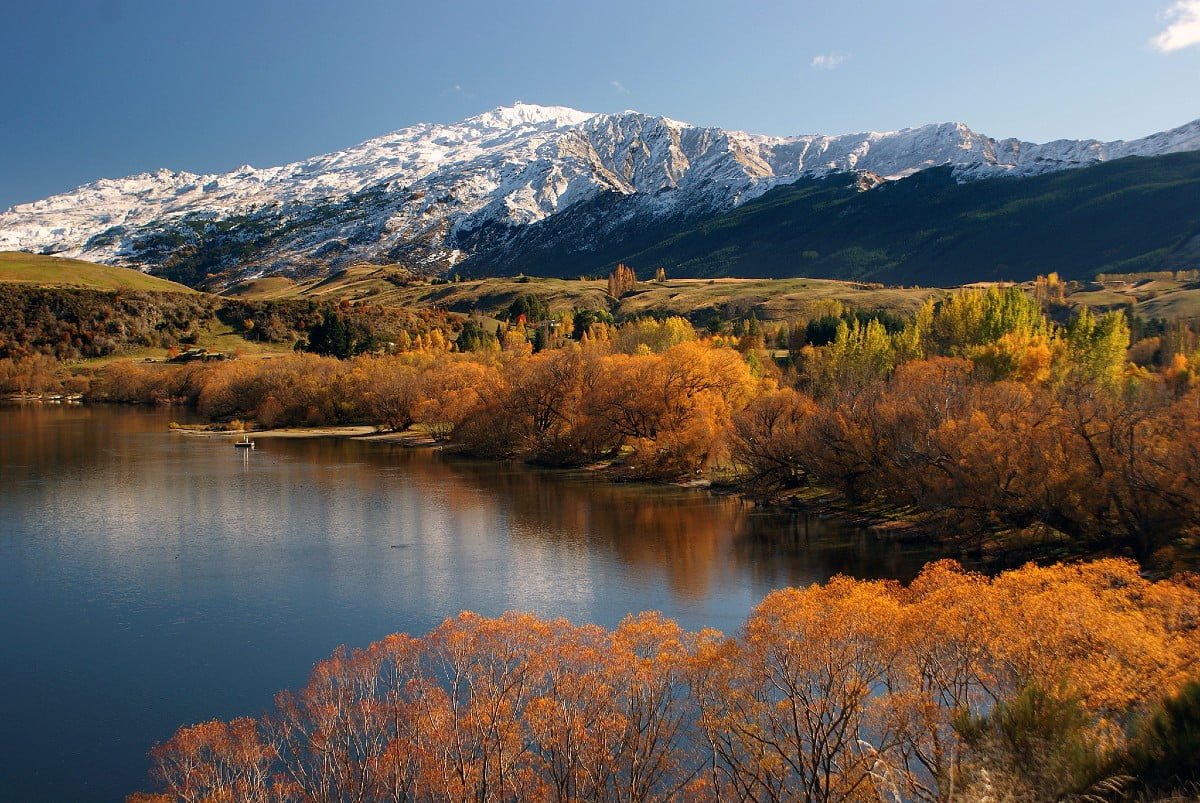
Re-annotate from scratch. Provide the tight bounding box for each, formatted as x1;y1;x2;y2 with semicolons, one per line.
803;316;895;395
612;317;696;355
604;613;704;800
0;353;65;395
498;347;621;465
1032;271;1067;306
588;342;756;478
1066;306;1130;389
141;718;277;803
607;264;637;298
923;286;1048;358
691;577;904;802
729;387;818;497
414;359;500;441
351;355;427;432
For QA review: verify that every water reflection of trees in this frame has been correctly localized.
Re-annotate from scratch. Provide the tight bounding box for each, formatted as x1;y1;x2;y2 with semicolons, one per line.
433;458;734;600
424;453;946;600
1;403;141;476
2;406;948;608
732;511;943;590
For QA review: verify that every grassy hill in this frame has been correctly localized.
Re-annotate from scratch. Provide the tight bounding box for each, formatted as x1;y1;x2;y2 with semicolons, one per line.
226;265;1200;327
0;252;196;292
219;263;421;301
1066;275;1200;320
594;152;1200;286
226;271;940;325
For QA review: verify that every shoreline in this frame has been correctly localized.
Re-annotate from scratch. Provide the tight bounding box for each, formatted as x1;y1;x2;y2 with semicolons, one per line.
3;392;84;403
173;420;943;546
174;422;1118;571
21;399;1146;571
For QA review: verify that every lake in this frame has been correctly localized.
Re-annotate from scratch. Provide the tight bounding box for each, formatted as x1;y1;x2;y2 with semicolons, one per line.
0;403;945;801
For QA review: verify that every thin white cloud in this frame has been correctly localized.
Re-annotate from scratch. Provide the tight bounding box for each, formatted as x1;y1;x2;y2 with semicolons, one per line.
810;51;847;70
1152;0;1200;52
610;80;630;94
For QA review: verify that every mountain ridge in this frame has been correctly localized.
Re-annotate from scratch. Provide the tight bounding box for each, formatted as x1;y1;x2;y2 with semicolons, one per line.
608;152;1200;286
2;103;1199;286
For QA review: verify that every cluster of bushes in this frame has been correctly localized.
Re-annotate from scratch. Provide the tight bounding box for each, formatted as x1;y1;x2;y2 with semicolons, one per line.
0;286;221;361
0;353;90;396
130;560;1200;802
733;359;1200;564
86;339;751;479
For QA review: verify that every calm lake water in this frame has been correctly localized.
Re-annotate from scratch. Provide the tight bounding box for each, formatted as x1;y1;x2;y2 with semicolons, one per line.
0;403;946;802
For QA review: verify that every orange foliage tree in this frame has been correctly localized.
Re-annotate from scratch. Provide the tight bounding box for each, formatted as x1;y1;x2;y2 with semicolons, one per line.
607;264;637;299
131;560;1200;802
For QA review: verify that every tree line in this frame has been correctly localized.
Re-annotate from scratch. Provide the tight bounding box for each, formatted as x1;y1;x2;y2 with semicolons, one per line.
128;559;1200;802
0;285;468;364
0;286;465;395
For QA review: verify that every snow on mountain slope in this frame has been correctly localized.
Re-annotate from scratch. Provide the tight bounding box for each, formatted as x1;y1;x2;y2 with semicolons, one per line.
3;103;1198;282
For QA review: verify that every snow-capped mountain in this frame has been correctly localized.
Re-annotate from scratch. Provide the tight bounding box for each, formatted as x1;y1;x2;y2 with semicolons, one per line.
3;102;1198;284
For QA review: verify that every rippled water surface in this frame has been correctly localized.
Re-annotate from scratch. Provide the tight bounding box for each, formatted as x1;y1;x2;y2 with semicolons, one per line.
0;403;944;801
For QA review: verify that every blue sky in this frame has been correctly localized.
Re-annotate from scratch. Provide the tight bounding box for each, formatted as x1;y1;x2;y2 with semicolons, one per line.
2;0;1198;211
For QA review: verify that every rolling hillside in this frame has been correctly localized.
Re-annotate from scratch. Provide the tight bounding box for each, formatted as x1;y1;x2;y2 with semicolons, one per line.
223;269;939;325
0;252;196;292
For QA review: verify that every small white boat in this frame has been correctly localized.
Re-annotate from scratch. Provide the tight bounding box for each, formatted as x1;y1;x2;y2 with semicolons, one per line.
234;435;255;449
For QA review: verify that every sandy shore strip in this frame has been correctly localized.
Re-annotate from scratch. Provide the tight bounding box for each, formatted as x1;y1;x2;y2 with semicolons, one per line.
171;424;438;447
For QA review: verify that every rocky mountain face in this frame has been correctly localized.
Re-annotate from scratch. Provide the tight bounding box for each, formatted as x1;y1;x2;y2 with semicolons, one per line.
3;103;1198;286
